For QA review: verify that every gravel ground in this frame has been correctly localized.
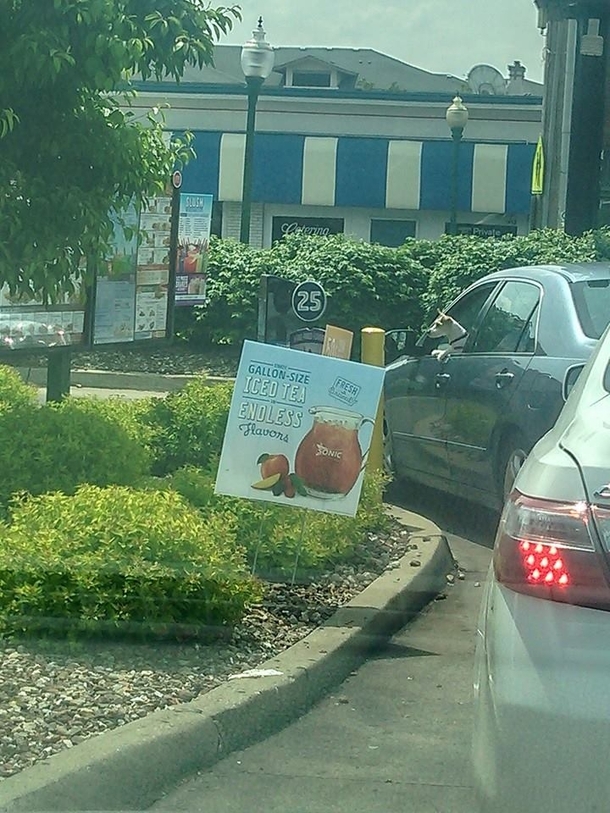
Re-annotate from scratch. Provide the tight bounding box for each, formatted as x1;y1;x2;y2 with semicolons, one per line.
0;523;432;781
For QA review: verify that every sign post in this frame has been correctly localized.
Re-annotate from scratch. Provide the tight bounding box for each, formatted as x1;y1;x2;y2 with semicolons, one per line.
166;171;182;340
46;346;72;402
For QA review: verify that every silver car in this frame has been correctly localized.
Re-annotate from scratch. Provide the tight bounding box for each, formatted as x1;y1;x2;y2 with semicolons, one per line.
473;320;610;812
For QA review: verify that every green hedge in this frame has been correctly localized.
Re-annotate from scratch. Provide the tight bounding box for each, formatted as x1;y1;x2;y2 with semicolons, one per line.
175;233;429;348
0;486;260;631
175;228;610;346
420;229;601;317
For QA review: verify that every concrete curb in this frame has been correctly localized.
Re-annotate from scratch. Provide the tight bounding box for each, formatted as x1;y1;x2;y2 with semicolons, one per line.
0;508;454;812
16;368;234;393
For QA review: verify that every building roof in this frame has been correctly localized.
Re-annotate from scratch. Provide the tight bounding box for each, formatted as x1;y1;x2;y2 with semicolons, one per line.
163;45;543;97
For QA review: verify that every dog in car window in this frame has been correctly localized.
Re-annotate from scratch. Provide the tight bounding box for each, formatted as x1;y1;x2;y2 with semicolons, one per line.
427;312;468;361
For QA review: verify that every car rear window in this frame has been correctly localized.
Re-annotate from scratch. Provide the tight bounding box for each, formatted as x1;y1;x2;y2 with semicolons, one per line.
571;279;610;339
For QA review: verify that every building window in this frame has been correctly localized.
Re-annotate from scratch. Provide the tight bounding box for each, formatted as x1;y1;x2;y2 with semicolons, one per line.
292;71;332;88
370;219;416;247
211;201;223;237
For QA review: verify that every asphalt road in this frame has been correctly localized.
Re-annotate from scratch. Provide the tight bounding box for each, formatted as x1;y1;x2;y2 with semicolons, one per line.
150;488;495;813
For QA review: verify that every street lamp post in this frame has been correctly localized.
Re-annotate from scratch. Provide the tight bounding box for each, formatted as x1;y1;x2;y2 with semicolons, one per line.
445;96;469;236
240;18;274;244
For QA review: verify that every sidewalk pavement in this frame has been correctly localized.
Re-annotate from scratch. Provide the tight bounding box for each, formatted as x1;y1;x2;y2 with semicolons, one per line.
0;507;455;813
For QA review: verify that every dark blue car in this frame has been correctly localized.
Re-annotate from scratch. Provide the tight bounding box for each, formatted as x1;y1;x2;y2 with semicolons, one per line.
383;263;610;508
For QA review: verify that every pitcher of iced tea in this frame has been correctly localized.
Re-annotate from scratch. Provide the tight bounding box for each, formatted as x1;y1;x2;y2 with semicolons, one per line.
294;406;373;499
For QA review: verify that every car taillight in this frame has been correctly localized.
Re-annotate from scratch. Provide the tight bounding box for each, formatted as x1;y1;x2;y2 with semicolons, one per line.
494;492;610;610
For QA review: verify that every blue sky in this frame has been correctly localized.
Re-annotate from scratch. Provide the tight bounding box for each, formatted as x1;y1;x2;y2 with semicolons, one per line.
222;0;545;82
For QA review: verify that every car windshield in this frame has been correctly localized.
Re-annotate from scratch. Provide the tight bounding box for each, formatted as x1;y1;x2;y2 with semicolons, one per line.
571;279;610;339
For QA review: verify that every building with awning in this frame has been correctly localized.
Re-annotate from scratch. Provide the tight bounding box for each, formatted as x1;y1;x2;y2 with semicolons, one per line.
131;45;542;246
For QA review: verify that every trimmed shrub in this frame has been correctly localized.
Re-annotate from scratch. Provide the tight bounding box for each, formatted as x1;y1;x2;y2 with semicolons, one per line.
269;233;429;342
0;364;37;409
0;486;261;629
144;378;233;476
157;465;391;576
0;397;151;508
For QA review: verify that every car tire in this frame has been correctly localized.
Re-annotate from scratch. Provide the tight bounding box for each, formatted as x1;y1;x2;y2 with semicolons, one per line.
497;431;529;504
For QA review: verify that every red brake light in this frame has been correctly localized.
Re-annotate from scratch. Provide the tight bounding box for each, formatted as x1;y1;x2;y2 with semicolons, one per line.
519;540;570;586
494;492;610;610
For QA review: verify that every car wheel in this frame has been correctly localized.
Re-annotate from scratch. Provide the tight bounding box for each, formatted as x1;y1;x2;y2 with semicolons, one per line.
497;432;529;503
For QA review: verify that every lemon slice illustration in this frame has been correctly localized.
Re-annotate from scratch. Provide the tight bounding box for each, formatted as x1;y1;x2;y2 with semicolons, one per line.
251;473;282;490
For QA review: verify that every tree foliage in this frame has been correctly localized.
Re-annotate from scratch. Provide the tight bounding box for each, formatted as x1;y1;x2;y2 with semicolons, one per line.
0;0;240;299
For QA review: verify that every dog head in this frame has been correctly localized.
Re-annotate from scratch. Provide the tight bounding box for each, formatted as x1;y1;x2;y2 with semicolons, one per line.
428;311;453;339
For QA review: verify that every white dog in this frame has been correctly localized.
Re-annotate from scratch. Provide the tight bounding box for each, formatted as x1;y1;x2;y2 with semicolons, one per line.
427;312;468;361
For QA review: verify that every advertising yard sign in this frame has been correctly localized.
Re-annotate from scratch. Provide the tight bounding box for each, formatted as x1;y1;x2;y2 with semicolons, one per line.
215;341;385;517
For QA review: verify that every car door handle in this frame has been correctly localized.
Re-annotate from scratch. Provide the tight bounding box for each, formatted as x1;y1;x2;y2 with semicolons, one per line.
435;372;451;389
495;370;515;389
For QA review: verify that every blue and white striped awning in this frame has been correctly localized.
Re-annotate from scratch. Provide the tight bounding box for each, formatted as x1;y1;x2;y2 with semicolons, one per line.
182;132;535;215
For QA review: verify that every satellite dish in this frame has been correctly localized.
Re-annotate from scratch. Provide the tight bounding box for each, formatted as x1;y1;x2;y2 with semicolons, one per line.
467;64;506;96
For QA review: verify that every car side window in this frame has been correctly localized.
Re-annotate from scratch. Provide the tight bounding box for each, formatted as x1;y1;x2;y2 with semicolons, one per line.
444;283;499;334
472;281;540;354
515;302;539;353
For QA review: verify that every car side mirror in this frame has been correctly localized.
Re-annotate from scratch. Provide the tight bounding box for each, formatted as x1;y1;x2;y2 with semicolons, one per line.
562;364;585;401
385;329;423;364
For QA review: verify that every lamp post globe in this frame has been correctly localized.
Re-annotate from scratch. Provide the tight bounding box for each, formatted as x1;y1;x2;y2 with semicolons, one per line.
446;95;469;132
239;18;274;244
446;95;469;236
241;16;274;80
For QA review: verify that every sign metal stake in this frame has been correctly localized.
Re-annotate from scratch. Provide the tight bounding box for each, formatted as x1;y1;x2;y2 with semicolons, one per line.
251;513;266;577
290;510;309;586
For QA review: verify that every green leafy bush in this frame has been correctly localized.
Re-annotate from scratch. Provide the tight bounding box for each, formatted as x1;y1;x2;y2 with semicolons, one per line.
144;378;233;476
0;364;37;409
175;228;610;348
0;486;260;630
269;234;429;344
176;233;429;350
156;465;391;576
416;228;600;319
0;397;151;508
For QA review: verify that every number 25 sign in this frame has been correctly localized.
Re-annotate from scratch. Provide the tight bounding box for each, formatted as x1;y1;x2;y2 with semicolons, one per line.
292;280;327;323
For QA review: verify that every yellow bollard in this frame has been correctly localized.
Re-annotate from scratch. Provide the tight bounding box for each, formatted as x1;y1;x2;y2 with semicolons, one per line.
360;327;385;473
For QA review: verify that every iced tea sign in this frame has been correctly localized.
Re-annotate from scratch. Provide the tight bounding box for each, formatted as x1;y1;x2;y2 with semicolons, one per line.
215;341;385;517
